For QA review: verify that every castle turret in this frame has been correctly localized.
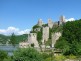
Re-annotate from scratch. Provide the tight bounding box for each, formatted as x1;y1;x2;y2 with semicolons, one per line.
59;15;66;25
48;19;54;28
38;19;43;27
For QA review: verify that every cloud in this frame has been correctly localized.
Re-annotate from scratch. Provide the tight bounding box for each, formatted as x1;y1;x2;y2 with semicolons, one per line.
65;18;75;22
0;27;31;35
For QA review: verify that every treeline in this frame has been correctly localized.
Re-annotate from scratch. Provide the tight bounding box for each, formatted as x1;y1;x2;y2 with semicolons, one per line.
0;34;28;44
55;19;81;56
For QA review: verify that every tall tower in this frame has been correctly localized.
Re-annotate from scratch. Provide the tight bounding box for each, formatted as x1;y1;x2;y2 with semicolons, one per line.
38;19;43;27
42;26;49;43
48;19;54;28
59;15;66;25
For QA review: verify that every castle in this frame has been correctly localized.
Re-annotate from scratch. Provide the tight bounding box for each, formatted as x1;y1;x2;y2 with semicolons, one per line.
19;15;65;49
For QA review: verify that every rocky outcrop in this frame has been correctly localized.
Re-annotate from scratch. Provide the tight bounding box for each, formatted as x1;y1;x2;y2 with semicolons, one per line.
52;32;61;47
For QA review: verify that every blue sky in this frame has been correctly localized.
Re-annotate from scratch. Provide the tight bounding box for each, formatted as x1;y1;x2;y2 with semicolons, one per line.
0;0;81;35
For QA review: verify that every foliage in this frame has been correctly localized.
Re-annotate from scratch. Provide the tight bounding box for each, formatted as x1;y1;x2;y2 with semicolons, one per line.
42;24;48;27
13;48;44;61
55;37;70;54
45;39;51;46
15;34;28;44
55;19;81;56
3;56;12;61
0;50;8;61
33;25;41;29
10;33;16;46
0;34;10;44
44;57;52;61
37;30;42;44
42;53;50;59
54;55;66;61
0;34;28;44
67;54;77;59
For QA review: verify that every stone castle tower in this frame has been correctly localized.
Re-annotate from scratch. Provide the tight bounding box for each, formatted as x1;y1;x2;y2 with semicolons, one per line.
48;19;54;28
28;33;39;47
19;15;66;49
38;19;43;27
59;15;66;25
42;26;49;43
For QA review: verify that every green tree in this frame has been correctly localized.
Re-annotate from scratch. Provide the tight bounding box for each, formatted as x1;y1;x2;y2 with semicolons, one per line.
55;19;81;55
0;50;8;61
10;33;16;46
13;48;44;61
55;37;70;55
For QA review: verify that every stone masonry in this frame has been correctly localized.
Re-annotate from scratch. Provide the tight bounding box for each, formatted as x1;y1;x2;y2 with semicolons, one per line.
38;19;43;27
28;33;39;48
42;26;49;43
48;19;54;28
59;15;66;25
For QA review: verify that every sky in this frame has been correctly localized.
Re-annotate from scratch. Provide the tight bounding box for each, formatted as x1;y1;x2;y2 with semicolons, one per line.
0;0;81;35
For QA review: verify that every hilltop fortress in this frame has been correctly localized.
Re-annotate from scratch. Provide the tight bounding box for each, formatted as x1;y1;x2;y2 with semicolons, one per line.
19;16;66;49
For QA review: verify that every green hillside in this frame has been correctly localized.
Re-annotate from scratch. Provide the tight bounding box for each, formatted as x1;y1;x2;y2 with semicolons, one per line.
55;19;81;56
0;34;28;44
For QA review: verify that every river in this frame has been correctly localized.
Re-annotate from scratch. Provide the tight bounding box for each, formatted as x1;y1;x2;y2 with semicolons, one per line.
0;44;19;56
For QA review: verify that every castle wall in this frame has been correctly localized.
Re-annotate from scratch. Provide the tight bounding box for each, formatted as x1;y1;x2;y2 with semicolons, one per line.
42;26;49;43
28;33;39;47
19;42;30;48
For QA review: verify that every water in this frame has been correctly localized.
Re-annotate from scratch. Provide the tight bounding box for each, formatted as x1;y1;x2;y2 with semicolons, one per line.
0;44;19;56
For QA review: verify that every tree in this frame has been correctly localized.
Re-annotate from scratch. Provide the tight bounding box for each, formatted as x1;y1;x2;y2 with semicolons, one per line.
55;19;81;55
0;50;8;61
55;37;70;55
13;48;44;61
10;33;16;46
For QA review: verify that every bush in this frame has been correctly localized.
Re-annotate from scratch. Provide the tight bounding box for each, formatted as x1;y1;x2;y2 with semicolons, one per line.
54;55;66;61
55;19;81;56
0;50;8;61
67;54;77;59
13;48;44;61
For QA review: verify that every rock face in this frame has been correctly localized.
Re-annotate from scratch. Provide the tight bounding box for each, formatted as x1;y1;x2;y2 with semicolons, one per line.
52;32;61;47
48;19;54;28
42;26;49;43
28;33;39;48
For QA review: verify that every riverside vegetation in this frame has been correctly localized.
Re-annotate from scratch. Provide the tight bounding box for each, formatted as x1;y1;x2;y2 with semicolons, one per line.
0;19;81;61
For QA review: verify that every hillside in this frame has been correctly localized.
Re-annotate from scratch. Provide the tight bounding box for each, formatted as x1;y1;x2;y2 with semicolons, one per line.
0;34;28;44
55;19;81;56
